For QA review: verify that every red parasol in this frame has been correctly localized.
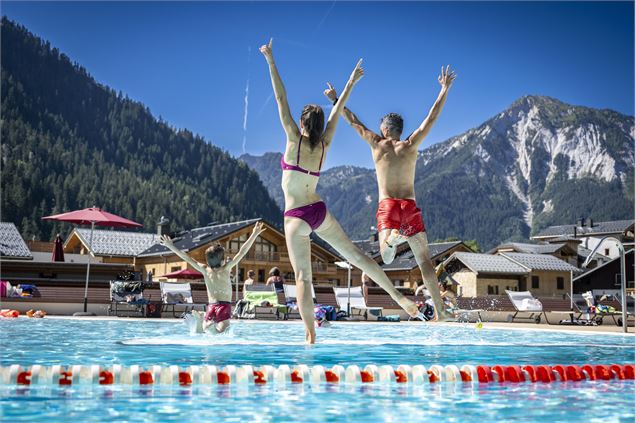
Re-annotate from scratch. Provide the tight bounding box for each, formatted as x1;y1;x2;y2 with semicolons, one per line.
42;207;143;315
160;268;204;280
43;207;143;228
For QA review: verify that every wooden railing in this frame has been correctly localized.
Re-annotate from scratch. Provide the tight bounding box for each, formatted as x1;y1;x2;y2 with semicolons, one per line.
227;250;336;274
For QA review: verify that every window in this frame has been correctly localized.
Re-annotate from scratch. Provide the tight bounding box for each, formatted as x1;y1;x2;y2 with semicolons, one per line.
487;285;498;295
556;277;564;290
393;279;404;287
238;268;245;282
170;266;181;272
229;233;277;254
604;248;610;256
531;276;539;289
258;269;265;283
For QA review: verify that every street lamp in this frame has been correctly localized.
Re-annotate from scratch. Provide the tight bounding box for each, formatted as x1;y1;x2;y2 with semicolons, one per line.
581;236;628;333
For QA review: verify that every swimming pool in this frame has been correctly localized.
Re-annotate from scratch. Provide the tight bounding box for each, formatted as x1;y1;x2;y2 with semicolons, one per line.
1;318;634;422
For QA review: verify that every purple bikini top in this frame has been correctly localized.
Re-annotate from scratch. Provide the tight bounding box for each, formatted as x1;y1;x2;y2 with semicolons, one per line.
280;135;324;177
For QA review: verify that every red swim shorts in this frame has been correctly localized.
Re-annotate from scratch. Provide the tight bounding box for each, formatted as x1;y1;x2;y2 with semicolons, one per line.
204;302;232;323
376;198;426;237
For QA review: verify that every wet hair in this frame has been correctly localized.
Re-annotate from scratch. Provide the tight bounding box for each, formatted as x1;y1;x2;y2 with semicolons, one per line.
269;267;280;277
247;270;255;278
205;243;225;268
380;113;404;138
300;104;325;148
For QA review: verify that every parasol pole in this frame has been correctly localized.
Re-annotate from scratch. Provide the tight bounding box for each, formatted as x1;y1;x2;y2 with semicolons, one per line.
83;221;95;313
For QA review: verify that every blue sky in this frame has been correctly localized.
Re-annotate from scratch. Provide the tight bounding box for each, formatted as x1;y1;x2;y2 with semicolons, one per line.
4;1;634;169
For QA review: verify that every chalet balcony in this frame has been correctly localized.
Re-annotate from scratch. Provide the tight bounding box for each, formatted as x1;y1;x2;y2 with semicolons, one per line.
227;250;337;274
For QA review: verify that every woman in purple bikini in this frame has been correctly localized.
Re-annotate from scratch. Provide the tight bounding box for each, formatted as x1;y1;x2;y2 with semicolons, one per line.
260;39;419;344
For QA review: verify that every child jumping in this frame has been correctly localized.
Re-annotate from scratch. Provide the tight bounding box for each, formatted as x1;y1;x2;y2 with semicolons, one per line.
160;222;266;333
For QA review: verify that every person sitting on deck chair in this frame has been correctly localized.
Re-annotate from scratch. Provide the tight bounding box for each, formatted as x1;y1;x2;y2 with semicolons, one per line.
160;222;266;333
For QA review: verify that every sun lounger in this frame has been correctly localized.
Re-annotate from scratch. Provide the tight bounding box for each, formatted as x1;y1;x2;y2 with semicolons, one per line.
242;285;283;320
546;293;602;326
160;282;206;317
333;286;383;320
282;283;316;320
505;290;545;324
108;280;149;317
592;290;635;326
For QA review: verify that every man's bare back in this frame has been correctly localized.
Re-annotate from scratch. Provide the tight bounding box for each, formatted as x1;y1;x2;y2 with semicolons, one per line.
372;138;418;201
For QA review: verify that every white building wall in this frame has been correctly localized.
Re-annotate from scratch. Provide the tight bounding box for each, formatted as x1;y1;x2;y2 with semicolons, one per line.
582;237;622;259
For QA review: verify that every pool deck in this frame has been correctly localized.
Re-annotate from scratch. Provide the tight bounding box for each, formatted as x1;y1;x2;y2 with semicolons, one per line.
38;315;635;335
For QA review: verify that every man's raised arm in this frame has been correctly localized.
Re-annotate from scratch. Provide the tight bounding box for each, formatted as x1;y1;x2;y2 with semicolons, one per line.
405;65;456;147
323;83;381;146
160;235;206;274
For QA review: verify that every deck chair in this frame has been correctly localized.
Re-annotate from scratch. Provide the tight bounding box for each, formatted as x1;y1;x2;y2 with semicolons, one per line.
108;280;148;317
333;286;383;320
505;290;545;324
552;293;602;326
592;290;635;326
282;284;316;320
160;282;206;317
242;285;283;320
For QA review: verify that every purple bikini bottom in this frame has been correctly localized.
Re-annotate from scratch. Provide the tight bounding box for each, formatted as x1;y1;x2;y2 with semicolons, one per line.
284;201;327;231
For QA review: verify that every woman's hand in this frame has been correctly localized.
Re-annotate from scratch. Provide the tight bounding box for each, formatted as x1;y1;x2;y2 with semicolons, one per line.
349;59;364;84
323;82;338;103
259;38;273;62
438;65;457;90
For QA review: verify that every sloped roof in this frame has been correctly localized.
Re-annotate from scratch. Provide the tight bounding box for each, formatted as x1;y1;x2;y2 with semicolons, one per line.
533;220;634;238
73;228;159;257
139;218;261;257
353;239;465;268
573;249;634;282
353;239;381;258
447;252;528;275
545;236;582;243
577;245;610;261
491;242;567;255
0;222;32;259
500;252;580;273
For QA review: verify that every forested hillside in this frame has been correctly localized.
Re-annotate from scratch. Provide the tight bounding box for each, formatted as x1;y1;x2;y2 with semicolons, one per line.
1;17;281;240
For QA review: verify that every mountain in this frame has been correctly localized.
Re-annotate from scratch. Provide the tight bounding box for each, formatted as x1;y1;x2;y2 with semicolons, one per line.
1;17;282;240
241;96;634;249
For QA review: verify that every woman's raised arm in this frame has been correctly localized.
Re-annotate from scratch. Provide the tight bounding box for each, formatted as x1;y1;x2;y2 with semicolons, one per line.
260;38;300;140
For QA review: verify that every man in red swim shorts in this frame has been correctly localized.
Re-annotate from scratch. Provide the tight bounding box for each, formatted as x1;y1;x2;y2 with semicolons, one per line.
324;66;456;320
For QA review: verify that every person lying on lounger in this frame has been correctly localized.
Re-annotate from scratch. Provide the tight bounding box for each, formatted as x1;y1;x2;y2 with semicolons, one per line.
160;222;266;333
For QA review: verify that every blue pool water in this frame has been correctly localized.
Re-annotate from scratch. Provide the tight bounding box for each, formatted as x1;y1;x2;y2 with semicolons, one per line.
1;318;634;422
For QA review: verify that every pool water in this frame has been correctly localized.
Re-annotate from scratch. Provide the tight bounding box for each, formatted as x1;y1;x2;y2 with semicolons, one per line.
1;318;634;422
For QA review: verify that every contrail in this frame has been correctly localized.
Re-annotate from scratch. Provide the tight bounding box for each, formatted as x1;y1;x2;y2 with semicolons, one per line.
242;46;251;154
314;0;337;36
256;93;273;118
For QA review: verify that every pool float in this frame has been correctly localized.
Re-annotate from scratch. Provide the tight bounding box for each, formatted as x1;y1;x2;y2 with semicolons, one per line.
26;309;47;318
0;309;19;318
